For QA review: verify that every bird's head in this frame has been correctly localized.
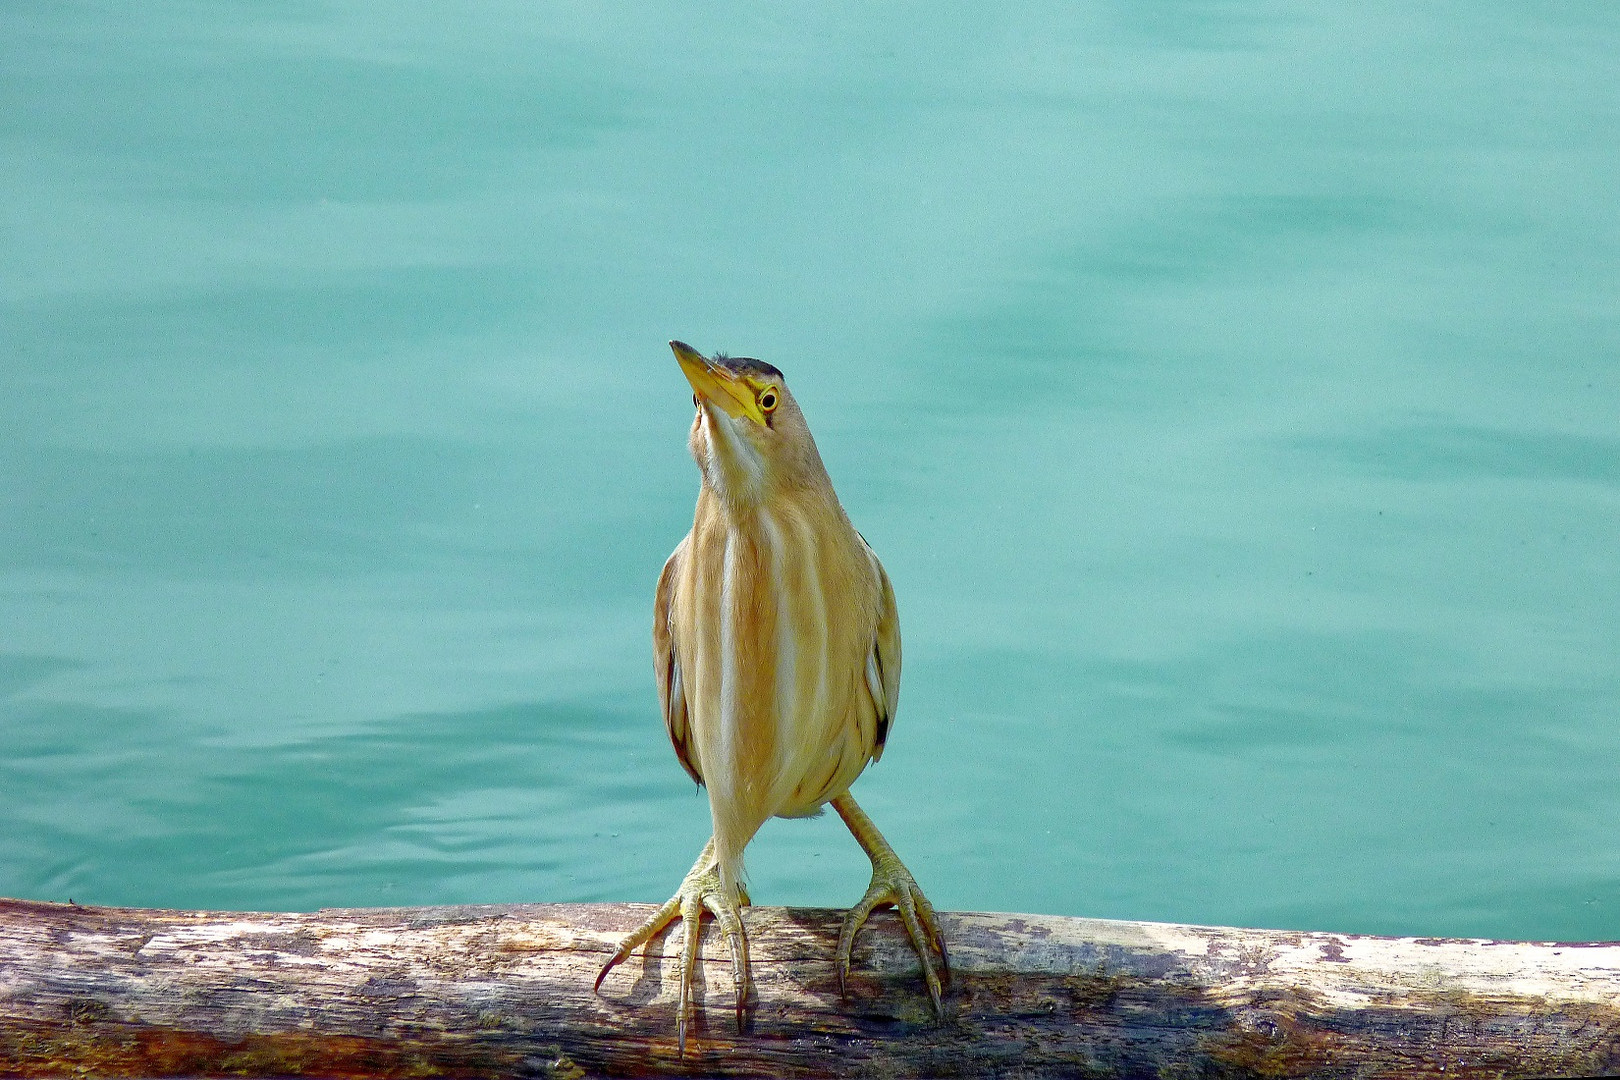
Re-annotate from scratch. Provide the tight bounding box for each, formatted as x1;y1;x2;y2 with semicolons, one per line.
671;340;827;505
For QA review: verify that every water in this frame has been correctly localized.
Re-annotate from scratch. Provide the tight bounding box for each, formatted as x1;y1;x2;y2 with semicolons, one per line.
3;3;1617;941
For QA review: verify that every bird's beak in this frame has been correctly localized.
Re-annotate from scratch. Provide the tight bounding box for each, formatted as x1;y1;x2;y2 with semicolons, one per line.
671;340;767;425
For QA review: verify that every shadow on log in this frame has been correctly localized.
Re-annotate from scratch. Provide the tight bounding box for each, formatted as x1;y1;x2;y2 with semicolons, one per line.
1;897;1618;1078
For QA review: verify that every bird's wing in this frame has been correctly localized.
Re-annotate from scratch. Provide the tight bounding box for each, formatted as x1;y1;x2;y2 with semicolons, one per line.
655;537;702;786
862;542;902;762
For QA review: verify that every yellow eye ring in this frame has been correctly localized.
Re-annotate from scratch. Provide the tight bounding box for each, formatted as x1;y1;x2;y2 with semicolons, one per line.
759;387;779;413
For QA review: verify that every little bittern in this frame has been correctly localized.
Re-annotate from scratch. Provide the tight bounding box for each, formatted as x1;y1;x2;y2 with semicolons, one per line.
595;341;948;1050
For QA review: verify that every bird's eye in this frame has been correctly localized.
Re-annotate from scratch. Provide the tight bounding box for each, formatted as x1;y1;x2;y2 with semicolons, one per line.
759;388;779;412
693;393;700;408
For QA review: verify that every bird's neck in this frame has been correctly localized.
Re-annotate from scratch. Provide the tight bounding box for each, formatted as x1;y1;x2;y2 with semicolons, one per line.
695;474;851;551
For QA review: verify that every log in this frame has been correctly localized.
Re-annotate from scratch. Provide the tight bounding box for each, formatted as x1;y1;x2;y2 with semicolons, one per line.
1;897;1617;1079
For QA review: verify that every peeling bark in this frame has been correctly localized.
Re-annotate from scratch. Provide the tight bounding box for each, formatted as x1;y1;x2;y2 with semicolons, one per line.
1;897;1617;1078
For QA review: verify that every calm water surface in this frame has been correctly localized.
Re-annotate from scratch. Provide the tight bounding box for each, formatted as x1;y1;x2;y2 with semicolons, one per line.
3;3;1618;940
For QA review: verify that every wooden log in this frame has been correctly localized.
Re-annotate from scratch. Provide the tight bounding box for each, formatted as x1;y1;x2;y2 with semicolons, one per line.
1;897;1617;1079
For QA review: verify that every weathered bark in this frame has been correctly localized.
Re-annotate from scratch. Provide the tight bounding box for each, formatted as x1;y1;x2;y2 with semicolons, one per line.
1;897;1616;1079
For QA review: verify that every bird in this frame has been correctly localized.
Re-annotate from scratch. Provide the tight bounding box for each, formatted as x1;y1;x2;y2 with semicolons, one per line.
594;340;948;1051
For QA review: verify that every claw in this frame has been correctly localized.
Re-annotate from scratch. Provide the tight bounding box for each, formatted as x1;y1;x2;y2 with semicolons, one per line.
831;793;950;1017
594;838;751;1056
835;865;950;1016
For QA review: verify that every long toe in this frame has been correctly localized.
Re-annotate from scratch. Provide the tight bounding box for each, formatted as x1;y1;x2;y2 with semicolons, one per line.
702;887;753;1033
835;882;889;998
892;879;946;1015
595;894;681;993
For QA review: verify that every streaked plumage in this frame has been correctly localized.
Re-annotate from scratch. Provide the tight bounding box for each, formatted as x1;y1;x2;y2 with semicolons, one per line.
596;342;946;1052
658;454;900;895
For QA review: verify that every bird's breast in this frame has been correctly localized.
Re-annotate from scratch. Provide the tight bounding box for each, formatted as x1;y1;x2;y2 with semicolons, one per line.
677;493;880;820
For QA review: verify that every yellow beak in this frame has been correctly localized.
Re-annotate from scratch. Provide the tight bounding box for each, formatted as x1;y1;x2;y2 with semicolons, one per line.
671;340;767;425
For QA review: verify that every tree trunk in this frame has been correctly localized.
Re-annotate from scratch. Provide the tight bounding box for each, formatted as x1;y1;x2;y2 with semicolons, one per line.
1;896;1616;1078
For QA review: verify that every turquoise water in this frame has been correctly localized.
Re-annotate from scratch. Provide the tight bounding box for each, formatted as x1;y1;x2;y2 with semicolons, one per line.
3;3;1617;942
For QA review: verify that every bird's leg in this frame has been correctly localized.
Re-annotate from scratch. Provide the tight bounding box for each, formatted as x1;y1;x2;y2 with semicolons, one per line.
831;792;949;1016
593;836;752;1054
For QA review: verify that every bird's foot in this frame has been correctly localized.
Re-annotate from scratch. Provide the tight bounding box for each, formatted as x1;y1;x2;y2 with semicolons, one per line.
594;847;751;1055
835;849;950;1016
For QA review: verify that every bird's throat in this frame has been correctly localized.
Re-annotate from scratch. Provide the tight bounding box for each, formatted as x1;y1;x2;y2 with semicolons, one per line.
699;407;768;506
